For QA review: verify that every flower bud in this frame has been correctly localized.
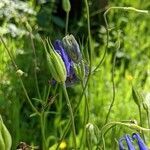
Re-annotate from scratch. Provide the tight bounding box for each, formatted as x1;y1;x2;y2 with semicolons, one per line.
16;69;24;77
73;60;85;80
62;34;82;63
46;43;67;83
132;86;143;107
62;0;71;12
0;116;12;150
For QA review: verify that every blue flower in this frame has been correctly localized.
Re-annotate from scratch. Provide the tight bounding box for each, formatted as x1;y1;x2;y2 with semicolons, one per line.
119;135;135;150
62;34;82;63
132;133;148;150
53;39;79;86
119;133;149;150
53;40;73;77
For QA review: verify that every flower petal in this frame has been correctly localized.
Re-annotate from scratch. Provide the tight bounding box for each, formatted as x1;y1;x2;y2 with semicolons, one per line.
132;133;148;150
125;135;135;150
62;34;82;63
53;40;72;77
119;137;126;150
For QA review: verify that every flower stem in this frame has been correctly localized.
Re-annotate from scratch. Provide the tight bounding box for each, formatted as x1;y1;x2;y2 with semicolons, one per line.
56;71;91;149
40;112;47;150
105;38;120;124
65;12;69;35
62;83;77;149
138;106;145;142
80;81;89;148
93;6;148;73
0;36;40;115
84;0;92;69
29;32;41;99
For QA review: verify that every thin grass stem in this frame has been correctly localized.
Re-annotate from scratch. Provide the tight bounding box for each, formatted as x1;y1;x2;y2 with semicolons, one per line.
105;37;120;124
93;6;148;73
29;32;41;99
65;12;69;35
62;83;77;149
0;36;40;115
80;81;90;148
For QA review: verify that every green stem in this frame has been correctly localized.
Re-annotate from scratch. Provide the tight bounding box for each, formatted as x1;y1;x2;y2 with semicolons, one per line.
105;39;120;124
93;6;148;73
138;106;145;142
56;67;92;149
29;32;41;99
86;130;92;150
93;7;109;74
62;83;77;149
84;0;92;69
147;110;150;129
40;112;47;150
146;110;150;138
105;6;148;14
0;36;40;115
65;12;69;35
80;81;89;148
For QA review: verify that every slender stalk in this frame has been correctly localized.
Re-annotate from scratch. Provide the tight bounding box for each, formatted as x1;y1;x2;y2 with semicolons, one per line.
56;121;70;150
146;110;150;139
29;32;41;99
86;129;92;150
138;106;145;142
56;72;91;149
0;36;17;69
40;112;47;150
80;81;89;148
93;6;148;73
0;36;40;115
92;8;109;73
105;39;120;124
105;6;148;14
146;110;150;129
65;12;69;35
84;0;92;69
62;83;77;149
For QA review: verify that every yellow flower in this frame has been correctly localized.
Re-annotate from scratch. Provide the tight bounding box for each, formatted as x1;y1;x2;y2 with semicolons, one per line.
126;74;133;81
59;141;67;149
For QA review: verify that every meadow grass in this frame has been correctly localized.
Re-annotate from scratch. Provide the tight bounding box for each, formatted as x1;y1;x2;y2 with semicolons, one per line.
0;0;150;149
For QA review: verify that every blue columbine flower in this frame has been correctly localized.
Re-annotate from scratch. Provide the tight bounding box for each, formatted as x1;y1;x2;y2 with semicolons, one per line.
53;40;73;77
119;135;135;150
119;133;148;150
62;34;82;63
53;39;79;86
132;133;148;150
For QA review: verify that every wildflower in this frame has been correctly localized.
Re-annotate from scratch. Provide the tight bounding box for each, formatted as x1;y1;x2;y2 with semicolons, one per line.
47;35;86;85
119;133;148;150
45;43;67;83
132;133;148;150
53;39;79;86
126;74;133;81
53;40;73;77
59;140;67;150
62;34;82;63
119;135;135;150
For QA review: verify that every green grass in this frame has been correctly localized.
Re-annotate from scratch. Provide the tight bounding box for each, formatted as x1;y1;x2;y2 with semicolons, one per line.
0;0;150;149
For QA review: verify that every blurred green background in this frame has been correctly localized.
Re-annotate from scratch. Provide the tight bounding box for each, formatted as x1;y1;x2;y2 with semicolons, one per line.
0;0;150;149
